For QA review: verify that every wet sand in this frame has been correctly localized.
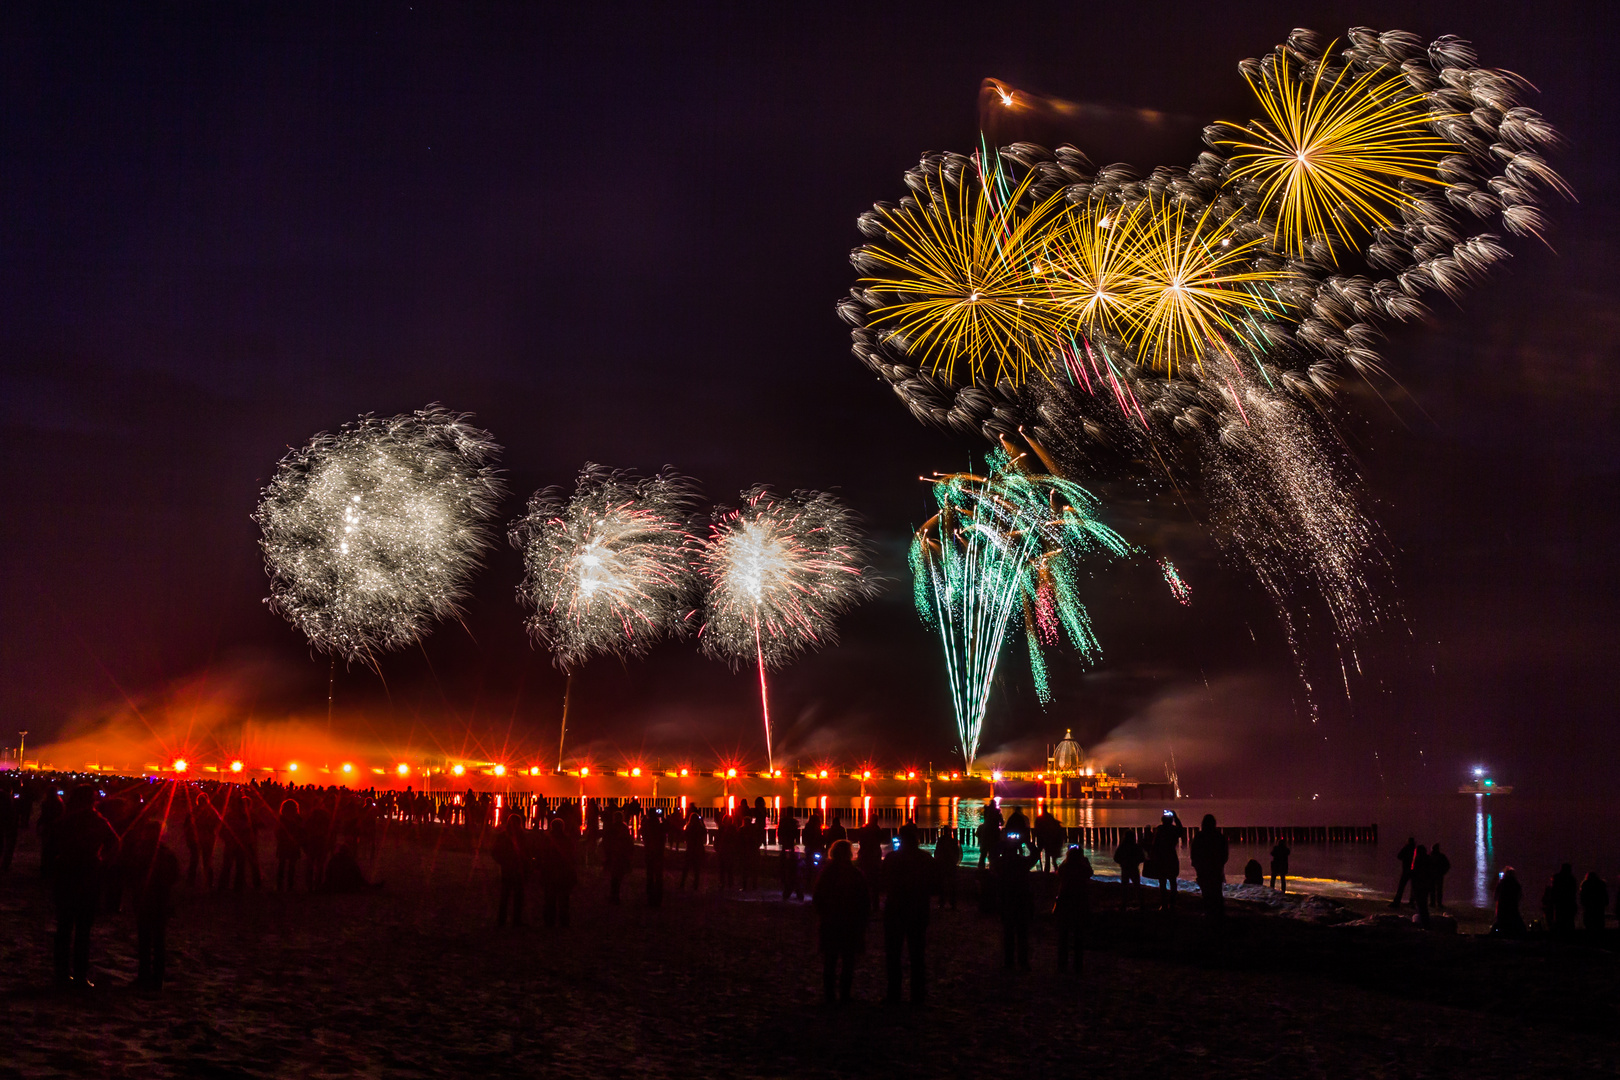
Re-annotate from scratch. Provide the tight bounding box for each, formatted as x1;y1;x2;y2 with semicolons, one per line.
2;827;1615;1079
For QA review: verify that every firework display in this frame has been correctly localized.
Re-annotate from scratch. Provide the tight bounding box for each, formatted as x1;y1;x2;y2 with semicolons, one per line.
911;441;1136;771
255;408;505;664
694;487;879;770
510;465;699;670
510;465;700;764
844;27;1566;665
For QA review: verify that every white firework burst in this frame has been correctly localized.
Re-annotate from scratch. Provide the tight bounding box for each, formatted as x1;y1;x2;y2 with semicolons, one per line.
694;487;879;770
254;406;505;664
509;464;699;671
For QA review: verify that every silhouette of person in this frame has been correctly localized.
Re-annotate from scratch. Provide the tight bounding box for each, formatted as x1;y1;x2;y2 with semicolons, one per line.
303;799;332;891
128;819;180;990
493;811;529;926
813;839;869;1005
882;824;934;1004
975;803;1001;869
642;809;667;908
1054;845;1093;974
1113;831;1144;907
1243;858;1264;886
804;809;825;868
739;808;764;891
218;793;261;893
997;834;1037;969
539;819;578;927
1148;811;1185;911
933;828;961;910
52;785;118;988
679;807;707;891
274;799;303;893
1550;863;1578;935
1190;814;1229;918
824;810;847;848
1033;807;1064;872
1391;836;1417;907
778;809;802;902
1270;839;1291;893
1579;871;1608;936
38;788;64;876
603;811;633;903
193;790;220;888
1491;867;1526;936
855;817;884;910
1429;842;1451;910
1409;845;1433;929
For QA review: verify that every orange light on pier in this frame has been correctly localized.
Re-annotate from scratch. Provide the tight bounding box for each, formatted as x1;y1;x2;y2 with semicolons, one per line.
679;768;689;777
493;764;507;777
907;771;916;780
579;766;590;777
529;766;541;776
396;763;410;777
725;767;737;779
451;764;465;777
288;762;298;773
230;760;244;774
631;767;642;778
341;763;354;774
772;769;782;778
818;770;828;779
861;770;871;781
172;759;188;773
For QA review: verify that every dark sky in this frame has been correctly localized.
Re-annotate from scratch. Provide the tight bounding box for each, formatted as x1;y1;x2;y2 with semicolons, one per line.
3;1;1617;795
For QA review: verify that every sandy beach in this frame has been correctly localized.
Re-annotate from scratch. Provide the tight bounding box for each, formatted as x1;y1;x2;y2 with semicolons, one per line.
2;823;1616;1080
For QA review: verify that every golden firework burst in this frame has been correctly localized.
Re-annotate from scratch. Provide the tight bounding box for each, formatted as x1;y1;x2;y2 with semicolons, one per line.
858;158;1068;385
1214;47;1455;259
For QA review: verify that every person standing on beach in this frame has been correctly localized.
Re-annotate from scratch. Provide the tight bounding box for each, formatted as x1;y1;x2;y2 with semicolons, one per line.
1053;845;1092;975
933;828;961;910
1492;867;1526;936
492;811;530;926
1148;812;1185;912
882;824;933;1004
855;817;884;910
1269;839;1290;893
1579;871;1607;937
1033;807;1063;872
813;839;869;1005
739;808;764;891
1409;845;1434;929
1550;863;1578;935
274;799;303;893
38;789;64;875
1190;814;1229;918
538;819;577;928
1430;842;1451;910
128;819;180;991
219;793;261;893
1113;831;1145;907
996;833;1037;969
824;810;847;849
52;785;118;988
778;809;802;902
804;808;824;870
1391;836;1417;907
642;809;667;908
679;806;706;891
603;810;633;903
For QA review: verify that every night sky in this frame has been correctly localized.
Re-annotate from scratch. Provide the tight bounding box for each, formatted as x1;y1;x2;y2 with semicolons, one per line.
3;2;1616;796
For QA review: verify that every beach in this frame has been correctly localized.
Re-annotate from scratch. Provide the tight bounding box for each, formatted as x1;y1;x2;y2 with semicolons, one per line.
2;822;1616;1079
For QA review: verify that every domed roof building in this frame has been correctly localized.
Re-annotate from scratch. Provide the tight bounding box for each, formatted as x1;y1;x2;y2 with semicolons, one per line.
1052;729;1084;777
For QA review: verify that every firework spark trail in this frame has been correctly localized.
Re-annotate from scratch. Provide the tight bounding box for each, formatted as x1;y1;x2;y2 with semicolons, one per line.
913;446;1135;771
694;487;879;771
254;407;505;665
